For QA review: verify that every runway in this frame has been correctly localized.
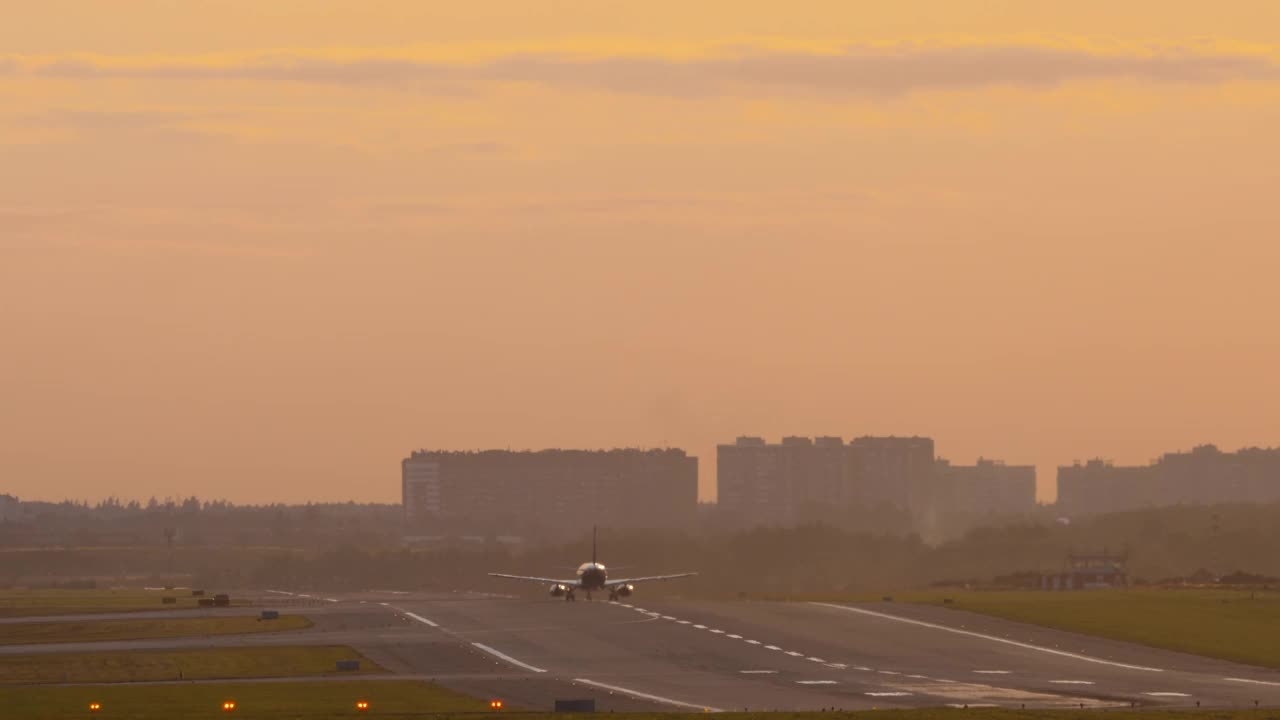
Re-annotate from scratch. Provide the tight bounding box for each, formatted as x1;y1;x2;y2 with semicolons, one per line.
365;593;1280;712
7;591;1280;712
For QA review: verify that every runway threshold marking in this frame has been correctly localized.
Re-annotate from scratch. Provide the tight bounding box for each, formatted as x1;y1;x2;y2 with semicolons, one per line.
472;642;547;673
573;678;722;712
811;602;1164;673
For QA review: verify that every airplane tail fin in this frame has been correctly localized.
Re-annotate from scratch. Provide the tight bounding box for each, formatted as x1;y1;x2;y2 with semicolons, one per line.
592;525;598;565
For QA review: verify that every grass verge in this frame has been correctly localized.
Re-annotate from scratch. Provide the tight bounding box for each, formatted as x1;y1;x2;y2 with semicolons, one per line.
0;646;380;685
0;588;238;617
0;679;483;719
0;615;311;645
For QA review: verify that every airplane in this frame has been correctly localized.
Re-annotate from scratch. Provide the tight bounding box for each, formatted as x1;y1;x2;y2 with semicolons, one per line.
488;527;695;602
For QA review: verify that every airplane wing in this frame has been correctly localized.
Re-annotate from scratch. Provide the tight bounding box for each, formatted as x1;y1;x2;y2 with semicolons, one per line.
488;573;580;586
605;572;696;587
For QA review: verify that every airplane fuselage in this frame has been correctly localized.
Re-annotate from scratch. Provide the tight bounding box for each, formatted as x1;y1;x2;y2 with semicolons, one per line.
577;562;607;591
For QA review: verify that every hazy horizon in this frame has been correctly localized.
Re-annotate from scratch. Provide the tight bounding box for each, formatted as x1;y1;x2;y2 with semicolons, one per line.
4;1;1279;506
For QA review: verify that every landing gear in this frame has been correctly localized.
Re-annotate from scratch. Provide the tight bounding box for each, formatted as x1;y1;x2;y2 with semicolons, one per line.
565;591;576;602
608;591;619;602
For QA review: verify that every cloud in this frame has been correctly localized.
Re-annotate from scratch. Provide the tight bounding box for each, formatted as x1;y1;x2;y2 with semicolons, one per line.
7;44;1278;97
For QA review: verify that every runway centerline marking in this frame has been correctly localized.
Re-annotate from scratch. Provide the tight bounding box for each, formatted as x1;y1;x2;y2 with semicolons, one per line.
785;651;804;657
740;670;778;674
797;680;838;685
974;670;1010;675
573;678;721;712
1051;680;1095;685
472;643;547;673
745;640;761;645
727;634;742;639
867;691;912;697
807;657;826;663
710;629;725;634
879;670;901;675
829;663;848;669
693;624;708;629
661;616;676;621
677;620;692;625
1145;692;1191;697
811;602;1163;673
765;645;782;651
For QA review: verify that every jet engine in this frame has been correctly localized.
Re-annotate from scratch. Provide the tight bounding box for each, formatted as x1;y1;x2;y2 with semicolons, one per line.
615;584;635;598
549;584;569;597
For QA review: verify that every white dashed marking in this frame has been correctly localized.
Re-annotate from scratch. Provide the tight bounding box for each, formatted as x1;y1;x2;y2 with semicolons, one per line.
396;610;439;627
727;634;742;639
807;657;826;663
828;663;848;670
677;620;692;625
974;670;1011;675
854;666;872;671
573;678;720;712
765;645;782;651
867;691;912;697
740;670;778;674
785;651;804;657
878;670;901;675
1226;677;1280;687
472;643;547;673
906;674;929;679
661;615;676;621
710;629;725;634
693;624;707;629
745;640;761;645
1145;692;1191;697
797;680;838;685
1051;680;1095;685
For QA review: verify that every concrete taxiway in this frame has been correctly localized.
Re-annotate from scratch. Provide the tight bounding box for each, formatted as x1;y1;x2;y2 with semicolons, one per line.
6;591;1280;712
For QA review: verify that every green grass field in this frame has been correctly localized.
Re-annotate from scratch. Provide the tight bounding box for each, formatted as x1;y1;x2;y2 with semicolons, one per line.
809;589;1280;669
0;615;311;645
0;646;381;685
0;588;243;617
0;679;484;719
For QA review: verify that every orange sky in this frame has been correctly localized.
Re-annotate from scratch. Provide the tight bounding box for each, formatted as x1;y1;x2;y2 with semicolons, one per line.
3;2;1279;504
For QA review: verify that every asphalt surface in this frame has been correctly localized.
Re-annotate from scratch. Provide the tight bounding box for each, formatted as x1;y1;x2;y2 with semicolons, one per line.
6;590;1280;712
